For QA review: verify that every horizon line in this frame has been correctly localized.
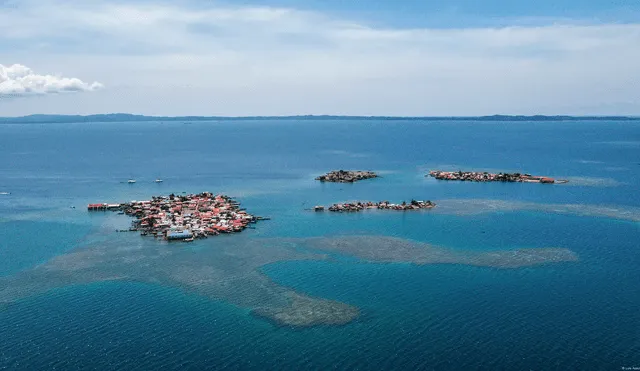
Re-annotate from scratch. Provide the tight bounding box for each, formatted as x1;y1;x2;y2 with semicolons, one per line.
2;113;640;118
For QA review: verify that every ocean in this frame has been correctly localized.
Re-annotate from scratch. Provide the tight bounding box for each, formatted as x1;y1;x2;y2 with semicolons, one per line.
0;119;638;370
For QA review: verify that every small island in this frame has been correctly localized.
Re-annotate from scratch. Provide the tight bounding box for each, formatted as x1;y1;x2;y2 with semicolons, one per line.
314;200;436;212
316;170;378;183
428;170;567;184
88;192;265;241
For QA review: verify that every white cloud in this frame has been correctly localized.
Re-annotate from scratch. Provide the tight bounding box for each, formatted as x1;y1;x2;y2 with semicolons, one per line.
0;64;103;97
0;0;639;115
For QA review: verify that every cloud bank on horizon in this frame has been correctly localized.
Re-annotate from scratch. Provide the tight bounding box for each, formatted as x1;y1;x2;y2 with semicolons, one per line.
0;0;639;116
0;64;103;98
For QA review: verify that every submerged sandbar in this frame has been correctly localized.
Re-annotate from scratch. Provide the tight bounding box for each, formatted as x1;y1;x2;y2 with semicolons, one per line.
433;199;640;223
0;233;577;327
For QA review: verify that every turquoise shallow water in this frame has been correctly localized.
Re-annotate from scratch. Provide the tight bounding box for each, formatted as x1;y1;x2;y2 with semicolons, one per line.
0;119;639;369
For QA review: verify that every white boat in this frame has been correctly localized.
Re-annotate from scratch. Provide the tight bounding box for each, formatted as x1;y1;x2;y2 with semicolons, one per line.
128;179;136;184
0;192;10;195
155;179;163;183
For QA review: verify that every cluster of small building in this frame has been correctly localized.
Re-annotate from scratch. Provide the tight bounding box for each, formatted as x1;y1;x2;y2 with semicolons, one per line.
89;192;263;241
315;200;436;212
84;167;564;242
316;170;378;183
428;170;558;184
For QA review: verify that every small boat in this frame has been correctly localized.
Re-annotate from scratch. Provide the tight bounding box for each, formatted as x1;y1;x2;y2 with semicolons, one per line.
128;179;136;184
183;237;195;242
0;192;10;195
155;179;163;183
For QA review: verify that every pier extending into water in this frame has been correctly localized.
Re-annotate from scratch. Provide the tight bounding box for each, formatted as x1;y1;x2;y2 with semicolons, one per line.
428;170;567;184
315;200;436;212
88;192;265;241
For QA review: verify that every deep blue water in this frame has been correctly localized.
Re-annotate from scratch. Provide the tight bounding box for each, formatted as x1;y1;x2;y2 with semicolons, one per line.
0;120;639;370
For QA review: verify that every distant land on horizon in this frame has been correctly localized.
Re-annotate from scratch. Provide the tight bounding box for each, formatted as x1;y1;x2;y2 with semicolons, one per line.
1;113;639;124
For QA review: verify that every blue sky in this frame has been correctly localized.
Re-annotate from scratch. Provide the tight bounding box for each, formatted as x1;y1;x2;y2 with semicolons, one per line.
1;0;639;116
242;0;640;26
